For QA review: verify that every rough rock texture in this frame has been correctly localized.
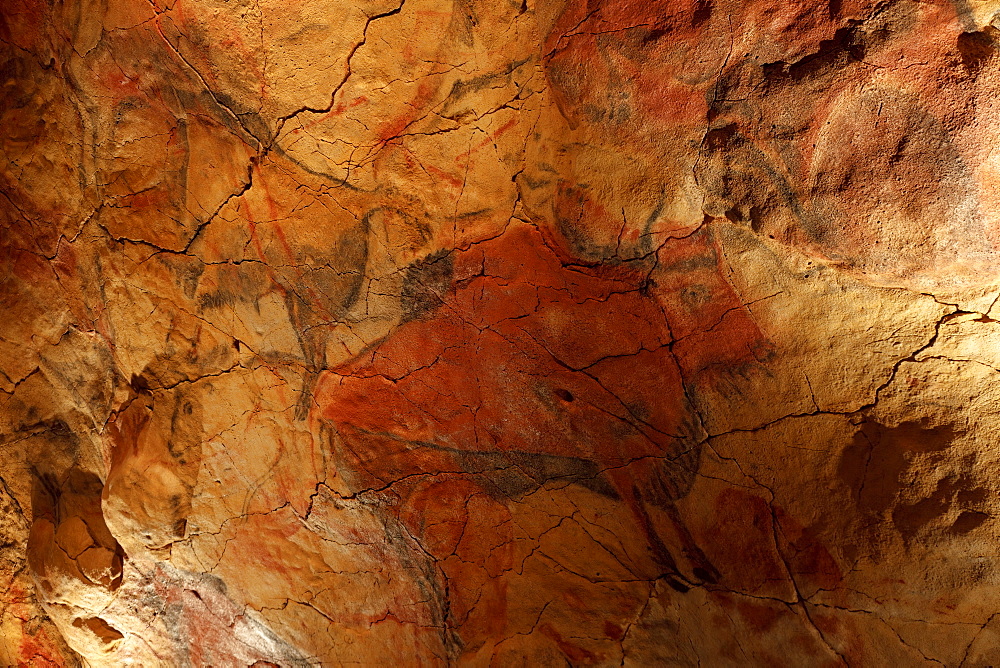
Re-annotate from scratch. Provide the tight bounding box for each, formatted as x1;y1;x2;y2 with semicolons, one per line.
4;0;1000;664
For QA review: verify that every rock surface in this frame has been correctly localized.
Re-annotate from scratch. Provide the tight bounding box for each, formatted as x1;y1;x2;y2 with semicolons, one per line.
4;0;1000;664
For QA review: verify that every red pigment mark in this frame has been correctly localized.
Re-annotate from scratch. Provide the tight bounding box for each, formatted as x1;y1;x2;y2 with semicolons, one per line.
774;505;843;593
102;66;142;99
659;229;776;381
540;623;600;663
704;489;788;594
603;620;625;640
374;76;440;146
17;629;64;668
316;224;692;467
9;584;65;667
424;164;464;190
312;223;769;648
294;96;370;134
9;248;51;284
454;118;518;165
51;239;77;278
543;0;718;128
550;178;770;381
402;476;511;642
118;187;175;212
242;163;338;322
2;0;53;53
314;221;769;491
702;488;843;607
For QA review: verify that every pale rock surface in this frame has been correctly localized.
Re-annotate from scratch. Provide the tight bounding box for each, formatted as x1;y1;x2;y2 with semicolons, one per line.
4;0;1000;665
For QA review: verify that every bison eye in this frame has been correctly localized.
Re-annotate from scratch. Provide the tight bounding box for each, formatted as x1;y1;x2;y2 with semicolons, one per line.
554;388;574;402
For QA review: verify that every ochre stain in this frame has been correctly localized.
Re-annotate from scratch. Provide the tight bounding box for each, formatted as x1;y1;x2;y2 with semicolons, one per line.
312;220;771;650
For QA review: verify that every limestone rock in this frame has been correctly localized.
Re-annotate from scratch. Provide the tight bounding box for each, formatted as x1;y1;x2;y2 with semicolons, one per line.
4;0;1000;664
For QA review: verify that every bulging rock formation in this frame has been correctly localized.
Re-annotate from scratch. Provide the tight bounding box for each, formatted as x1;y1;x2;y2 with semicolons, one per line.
4;0;1000;664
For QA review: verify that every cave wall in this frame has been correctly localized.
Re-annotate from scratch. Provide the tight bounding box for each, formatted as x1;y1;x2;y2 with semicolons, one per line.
4;0;1000;664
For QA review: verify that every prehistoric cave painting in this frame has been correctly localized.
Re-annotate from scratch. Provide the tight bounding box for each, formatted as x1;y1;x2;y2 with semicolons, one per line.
312;220;773;653
550;0;730;112
191;156;371;388
132;562;310;666
5;591;67;668
63;16;258;251
14;0;1000;661
540;0;1000;289
694;0;1000;288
